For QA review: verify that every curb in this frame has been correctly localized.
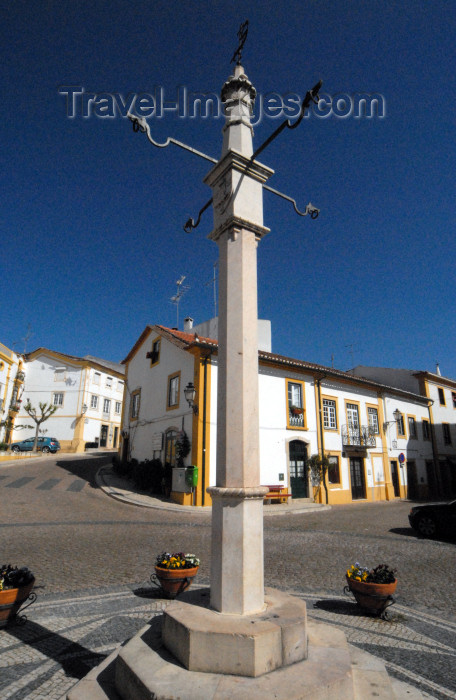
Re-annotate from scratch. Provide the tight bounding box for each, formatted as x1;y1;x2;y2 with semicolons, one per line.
95;466;331;516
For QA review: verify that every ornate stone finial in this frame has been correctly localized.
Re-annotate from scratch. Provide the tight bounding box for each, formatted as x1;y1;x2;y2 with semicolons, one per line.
230;20;249;66
220;66;256;107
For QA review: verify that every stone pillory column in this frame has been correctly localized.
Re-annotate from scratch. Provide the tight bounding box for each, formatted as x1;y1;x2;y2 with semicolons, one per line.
205;64;274;615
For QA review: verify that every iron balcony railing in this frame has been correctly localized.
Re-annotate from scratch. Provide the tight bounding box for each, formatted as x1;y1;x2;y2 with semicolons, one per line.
342;425;376;448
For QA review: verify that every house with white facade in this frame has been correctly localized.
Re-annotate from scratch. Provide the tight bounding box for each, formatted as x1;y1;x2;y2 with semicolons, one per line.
11;349;125;452
353;366;456;498
120;319;435;507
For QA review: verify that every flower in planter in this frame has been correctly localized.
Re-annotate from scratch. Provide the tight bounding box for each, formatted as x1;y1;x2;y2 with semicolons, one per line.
0;564;34;590
346;562;396;584
155;552;200;569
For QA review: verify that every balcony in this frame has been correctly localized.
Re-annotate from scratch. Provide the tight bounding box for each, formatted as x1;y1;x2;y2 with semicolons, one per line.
288;406;305;428
342;425;376;448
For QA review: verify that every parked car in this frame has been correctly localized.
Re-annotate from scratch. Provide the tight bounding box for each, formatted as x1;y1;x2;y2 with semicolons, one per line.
10;437;61;454
408;501;456;538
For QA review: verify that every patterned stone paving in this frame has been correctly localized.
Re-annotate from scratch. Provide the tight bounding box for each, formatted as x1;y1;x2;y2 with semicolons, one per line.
0;584;455;700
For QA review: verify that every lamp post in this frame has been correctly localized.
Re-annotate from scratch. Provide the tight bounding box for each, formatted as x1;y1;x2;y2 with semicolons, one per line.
184;382;198;414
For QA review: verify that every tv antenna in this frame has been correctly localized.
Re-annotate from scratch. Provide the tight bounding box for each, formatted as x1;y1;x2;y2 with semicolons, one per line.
170;275;190;328
204;261;218;318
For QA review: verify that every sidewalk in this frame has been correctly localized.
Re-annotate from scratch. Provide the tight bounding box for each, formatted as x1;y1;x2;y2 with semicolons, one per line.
96;465;331;515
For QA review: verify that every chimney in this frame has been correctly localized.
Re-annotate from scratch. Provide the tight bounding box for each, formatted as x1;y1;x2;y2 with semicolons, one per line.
184;317;194;331
436;363;441;376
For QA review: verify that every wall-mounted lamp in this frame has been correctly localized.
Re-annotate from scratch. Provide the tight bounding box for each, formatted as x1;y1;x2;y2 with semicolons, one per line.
184;382;198;414
383;408;401;431
81;403;88;415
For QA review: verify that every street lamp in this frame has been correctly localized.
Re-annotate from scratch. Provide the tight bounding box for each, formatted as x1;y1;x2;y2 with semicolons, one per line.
383;408;401;431
184;382;198;414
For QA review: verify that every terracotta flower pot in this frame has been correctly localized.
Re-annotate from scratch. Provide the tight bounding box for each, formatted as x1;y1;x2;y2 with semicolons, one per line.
0;579;35;628
346;575;397;615
154;566;199;599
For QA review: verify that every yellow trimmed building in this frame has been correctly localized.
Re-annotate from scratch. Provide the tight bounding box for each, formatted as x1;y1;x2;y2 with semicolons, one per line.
0;342;23;445
11;349;125;453
121;319;435;506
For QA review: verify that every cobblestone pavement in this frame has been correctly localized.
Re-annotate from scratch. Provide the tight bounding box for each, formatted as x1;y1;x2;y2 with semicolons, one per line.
1;454;455;699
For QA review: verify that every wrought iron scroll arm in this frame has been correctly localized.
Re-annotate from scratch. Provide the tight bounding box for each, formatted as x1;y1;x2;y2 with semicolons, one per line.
263;184;320;219
251;80;323;162
127;113;217;165
184;198;213;233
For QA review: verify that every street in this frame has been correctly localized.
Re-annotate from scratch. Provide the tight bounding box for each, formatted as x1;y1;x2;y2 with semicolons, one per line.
1;453;455;700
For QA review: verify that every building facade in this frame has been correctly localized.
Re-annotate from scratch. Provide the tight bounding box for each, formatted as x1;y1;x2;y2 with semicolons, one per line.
0;342;23;444
11;349;125;452
121;322;435;506
354;366;456;498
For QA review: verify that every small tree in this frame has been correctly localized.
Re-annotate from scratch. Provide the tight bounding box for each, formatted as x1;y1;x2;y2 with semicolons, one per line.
175;431;191;467
23;401;59;452
307;453;331;504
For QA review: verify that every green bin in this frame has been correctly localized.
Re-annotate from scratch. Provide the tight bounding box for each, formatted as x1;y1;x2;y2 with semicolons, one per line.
185;466;198;488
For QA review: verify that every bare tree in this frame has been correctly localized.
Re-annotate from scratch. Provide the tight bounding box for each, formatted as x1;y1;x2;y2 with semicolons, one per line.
23;401;59;452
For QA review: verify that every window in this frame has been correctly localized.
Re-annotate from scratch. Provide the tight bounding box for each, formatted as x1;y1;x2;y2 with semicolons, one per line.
327;456;340;484
396;412;406;437
115;401;121;415
53;392;64;406
323;399;337;429
443;423;452;445
117;380;124;393
165;428;178;465
286;380;305;429
106;376;113;389
452;392;456;409
438;387;445;405
346;403;359;430
93;372;101;385
422;419;430;440
367;407;379;434
90;395;99;410
130;391;140;419
149;338;161;366
408;416;417;438
54;368;66;382
167;373;180;409
103;398;111;415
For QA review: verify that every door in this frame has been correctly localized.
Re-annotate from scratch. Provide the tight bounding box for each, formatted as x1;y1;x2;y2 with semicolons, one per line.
113;427;119;449
390;460;400;497
406;460;417;499
289;440;308;498
100;425;108;448
350;457;366;499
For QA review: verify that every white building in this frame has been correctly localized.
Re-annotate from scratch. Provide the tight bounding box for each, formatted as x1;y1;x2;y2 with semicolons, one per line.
11;348;125;452
353;366;456;498
120;319;434;506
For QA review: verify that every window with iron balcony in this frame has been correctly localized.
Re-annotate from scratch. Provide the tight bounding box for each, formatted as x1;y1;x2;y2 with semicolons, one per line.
286;380;306;429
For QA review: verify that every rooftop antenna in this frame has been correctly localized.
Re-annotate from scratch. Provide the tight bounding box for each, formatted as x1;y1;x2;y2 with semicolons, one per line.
345;343;357;372
22;324;33;354
204;261;219;318
170;275;190;329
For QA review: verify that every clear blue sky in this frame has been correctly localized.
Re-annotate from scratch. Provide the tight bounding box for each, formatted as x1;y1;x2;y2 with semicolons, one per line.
3;1;455;377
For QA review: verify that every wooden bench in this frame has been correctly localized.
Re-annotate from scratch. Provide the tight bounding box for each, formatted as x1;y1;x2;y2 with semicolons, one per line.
263;485;292;504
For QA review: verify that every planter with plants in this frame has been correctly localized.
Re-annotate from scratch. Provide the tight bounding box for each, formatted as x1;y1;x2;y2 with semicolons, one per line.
345;562;397;618
151;552;200;599
0;565;36;628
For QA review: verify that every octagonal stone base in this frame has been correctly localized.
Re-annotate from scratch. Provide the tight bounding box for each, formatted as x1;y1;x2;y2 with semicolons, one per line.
162;587;307;677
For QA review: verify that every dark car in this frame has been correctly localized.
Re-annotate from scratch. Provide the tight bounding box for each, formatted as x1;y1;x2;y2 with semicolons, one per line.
408;501;456;538
10;437;61;454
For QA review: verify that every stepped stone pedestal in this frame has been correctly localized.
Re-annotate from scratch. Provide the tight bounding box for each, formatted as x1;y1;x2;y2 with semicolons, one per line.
66;588;424;700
